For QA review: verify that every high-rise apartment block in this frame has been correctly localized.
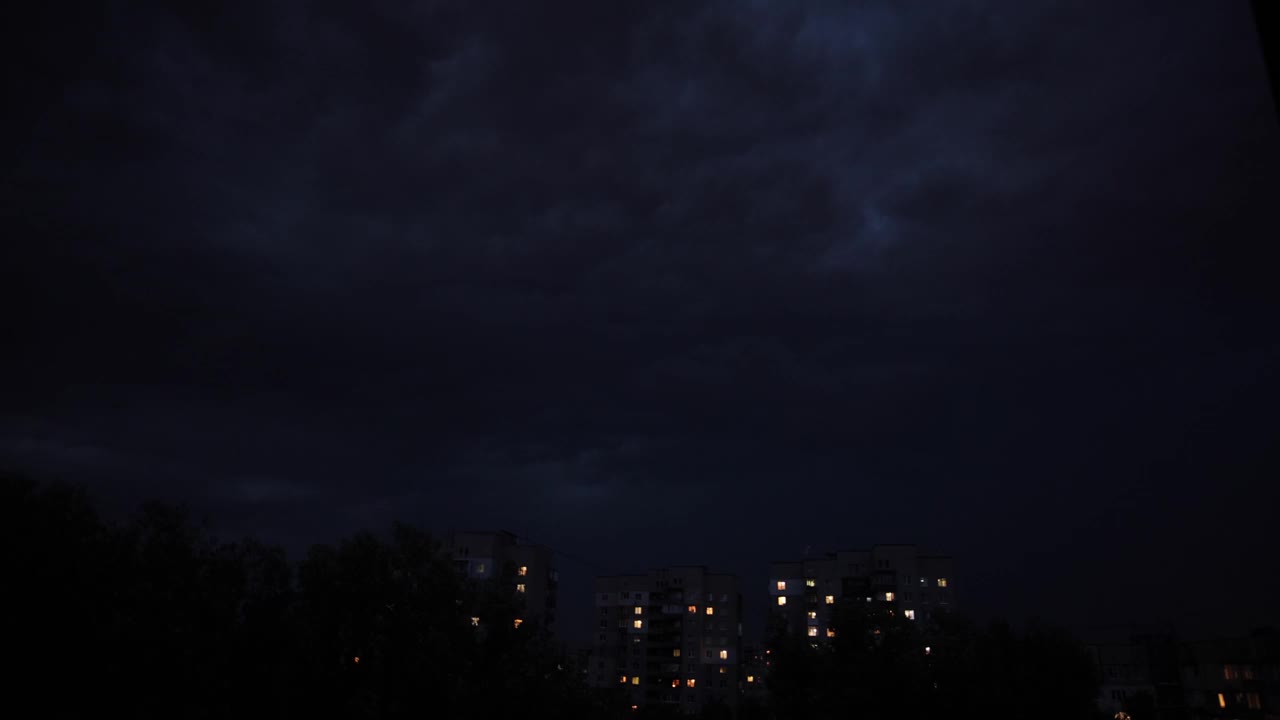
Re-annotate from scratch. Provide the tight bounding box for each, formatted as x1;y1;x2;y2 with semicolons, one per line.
590;566;742;714
447;530;558;629
768;544;953;639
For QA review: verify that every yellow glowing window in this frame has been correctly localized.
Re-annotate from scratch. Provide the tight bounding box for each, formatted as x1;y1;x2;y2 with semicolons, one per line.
513;618;523;628
620;675;628;683
516;583;526;593
634;606;643;615
719;666;727;673
470;616;479;626
719;650;728;660
673;648;681;657
671;679;679;687
884;592;895;601
631;676;639;685
807;611;817;619
1218;693;1226;708
776;581;786;591
826;629;836;638
353;656;360;664
686;679;696;688
688;605;697;613
747;675;754;683
631;705;638;710
805;578;815;587
824;595;834;604
905;609;916;620
633;619;643;629
937;578;948;588
777;597;787;606
807;627;818;637
518;565;528;576
706;607;714;616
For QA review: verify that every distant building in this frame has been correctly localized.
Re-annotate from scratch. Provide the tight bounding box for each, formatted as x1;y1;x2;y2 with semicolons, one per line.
1180;628;1279;720
446;530;558;630
590;566;742;714
768;544;954;640
1087;625;1185;720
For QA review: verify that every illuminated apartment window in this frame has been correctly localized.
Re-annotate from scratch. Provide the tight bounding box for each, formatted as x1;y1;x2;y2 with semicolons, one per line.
924;646;931;655
706;607;714;616
719;650;728;660
919;577;927;586
633;620;644;629
807;611;817;619
805;578;816;587
686;679;696;688
620;675;628;684
516;583;526;593
631;676;640;685
826;628;836;638
475;563;486;574
808;627;818;637
513;618;524;629
470;616;480;627
776;581;787;591
518;565;528;577
937;578;948;588
777;597;787;606
825;595;835;604
747;675;755;683
885;592;895;601
905;609;916;620
687;605;697;614
1217;693;1226;708
673;648;681;657
719;666;728;674
634;606;643;615
671;679;680;688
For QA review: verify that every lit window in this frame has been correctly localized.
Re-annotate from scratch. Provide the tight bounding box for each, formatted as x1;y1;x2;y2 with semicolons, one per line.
620;675;628;684
747;675;755;683
672;679;680;687
475;563;486;574
826;629;836;638
513;618;523;628
805;578;815;587
807;627;818;637
672;648;681;657
905;609;916;620
776;581;786;591
1218;693;1226;708
937;578;948;588
706;607;714;616
353;656;360;664
634;606;643;615
719;666;727;673
517;583;526;593
719;650;728;660
920;577;927;586
686;679;696;688
825;595;835;604
634;620;643;629
885;592;895;601
470;616;480;626
807;611;817;619
518;565;528;576
924;646;931;655
687;605;697;613
631;705;638;710
631;676;640;685
777;597;787;606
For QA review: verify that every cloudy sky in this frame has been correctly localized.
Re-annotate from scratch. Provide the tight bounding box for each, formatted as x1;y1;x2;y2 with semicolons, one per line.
5;0;1278;643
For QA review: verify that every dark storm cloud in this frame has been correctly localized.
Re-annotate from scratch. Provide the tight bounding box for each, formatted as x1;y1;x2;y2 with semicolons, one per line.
5;0;1278;635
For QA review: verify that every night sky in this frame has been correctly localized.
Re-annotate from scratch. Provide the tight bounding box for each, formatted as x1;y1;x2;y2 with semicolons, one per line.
5;1;1278;645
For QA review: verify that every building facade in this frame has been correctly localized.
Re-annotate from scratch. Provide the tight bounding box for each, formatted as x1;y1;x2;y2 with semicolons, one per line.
1180;629;1279;720
590;566;742;714
768;544;954;640
446;530;558;629
1087;626;1185;720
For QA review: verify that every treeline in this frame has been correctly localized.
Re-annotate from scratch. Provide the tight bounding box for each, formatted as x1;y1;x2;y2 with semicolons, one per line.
4;473;1103;719
2;474;613;719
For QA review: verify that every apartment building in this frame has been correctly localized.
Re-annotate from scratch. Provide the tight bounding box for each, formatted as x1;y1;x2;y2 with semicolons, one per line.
768;544;953;640
590;566;742;714
1181;629;1279;720
446;530;558;629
